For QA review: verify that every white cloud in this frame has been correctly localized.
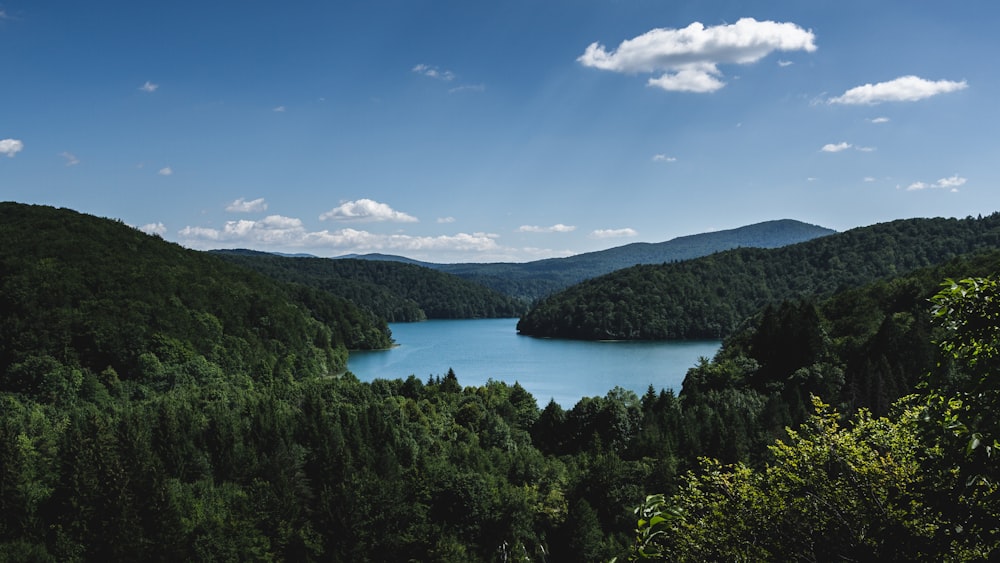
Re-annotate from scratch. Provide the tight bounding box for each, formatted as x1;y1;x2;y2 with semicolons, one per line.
412;63;455;81
178;218;501;257
870;116;890;124
652;154;677;162
226;197;268;213
273;105;286;112
319;198;418;223
905;174;966;192
0;138;24;157
821;142;852;153
829;75;967;105
517;224;576;233
863;176;876;183
158;166;173;176
140;222;167;236
590;228;638;239
578;18;816;93
777;59;794;67
437;216;456;224
60;151;80;166
821;142;875;153
139;81;159;93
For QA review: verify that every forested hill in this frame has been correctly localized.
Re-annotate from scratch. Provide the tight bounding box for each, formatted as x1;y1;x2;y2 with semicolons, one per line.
517;213;1000;340
212;250;527;321
347;219;835;301
0;202;391;382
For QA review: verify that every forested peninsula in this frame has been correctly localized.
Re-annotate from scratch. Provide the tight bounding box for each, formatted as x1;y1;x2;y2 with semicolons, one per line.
518;213;1000;340
3;202;1000;560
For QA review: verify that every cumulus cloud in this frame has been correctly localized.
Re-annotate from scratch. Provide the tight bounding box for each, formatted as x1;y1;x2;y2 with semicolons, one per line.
591;228;638;239
139;81;159;93
158;167;173;176
178;217;501;257
517;224;576;233
412;63;455;81
905;174;966;192
578;17;816;93
829;75;967;105
821;142;852;153
140;222;167;236
0;138;24;157
319;199;418;223
226;197;268;213
652;154;677;162
60;152;80;166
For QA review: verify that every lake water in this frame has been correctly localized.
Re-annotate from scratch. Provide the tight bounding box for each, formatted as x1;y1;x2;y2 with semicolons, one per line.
347;318;721;408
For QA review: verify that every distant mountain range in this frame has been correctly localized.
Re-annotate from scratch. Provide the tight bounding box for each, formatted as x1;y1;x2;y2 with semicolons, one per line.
339;219;836;300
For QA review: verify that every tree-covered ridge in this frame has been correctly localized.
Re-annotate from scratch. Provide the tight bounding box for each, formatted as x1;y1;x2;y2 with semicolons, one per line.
518;213;1000;340
214;250;528;321
0;202;391;384
360;218;834;301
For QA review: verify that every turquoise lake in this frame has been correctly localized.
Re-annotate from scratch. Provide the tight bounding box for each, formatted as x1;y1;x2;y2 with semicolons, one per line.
347;318;721;408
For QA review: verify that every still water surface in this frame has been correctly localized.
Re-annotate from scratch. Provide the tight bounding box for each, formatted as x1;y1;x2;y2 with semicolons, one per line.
347;318;721;408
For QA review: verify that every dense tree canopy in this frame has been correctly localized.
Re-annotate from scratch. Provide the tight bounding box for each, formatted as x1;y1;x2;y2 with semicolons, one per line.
214;250;527;321
3;202;1000;561
519;213;1000;340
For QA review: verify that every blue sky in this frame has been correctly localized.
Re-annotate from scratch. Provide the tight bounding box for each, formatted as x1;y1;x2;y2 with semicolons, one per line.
2;1;996;262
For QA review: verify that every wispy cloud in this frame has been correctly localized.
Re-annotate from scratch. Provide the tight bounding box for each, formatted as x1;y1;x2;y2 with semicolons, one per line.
863;177;876;183
139;81;159;93
158;167;173;176
870;116;890;124
0;139;24;157
904;174;966;192
517;224;576;233
272;105;286;112
437;217;456;224
226;197;268;213
777;59;794;67
412;63;455;81
320;199;418;223
59;151;80;166
652;154;677;162
590;228;638;239
829;75;967;105
449;84;485;94
578;18;816;93
821;142;875;153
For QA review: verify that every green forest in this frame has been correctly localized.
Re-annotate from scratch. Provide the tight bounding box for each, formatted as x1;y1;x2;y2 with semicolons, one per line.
213;250;528;322
2;203;1000;560
518;213;1000;340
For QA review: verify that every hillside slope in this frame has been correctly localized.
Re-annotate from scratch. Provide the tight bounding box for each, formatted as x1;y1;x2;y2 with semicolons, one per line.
213;251;527;321
517;214;1000;340
0;202;392;383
